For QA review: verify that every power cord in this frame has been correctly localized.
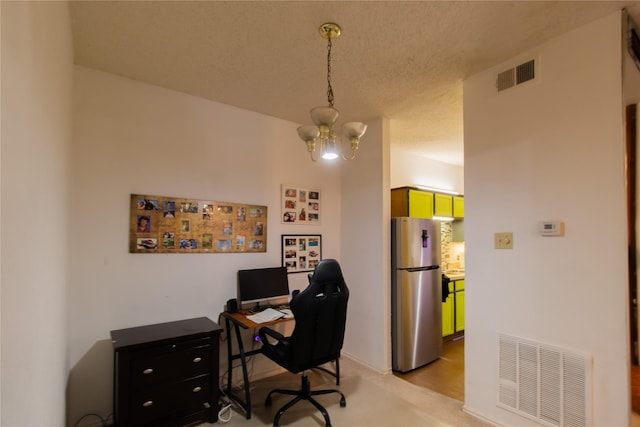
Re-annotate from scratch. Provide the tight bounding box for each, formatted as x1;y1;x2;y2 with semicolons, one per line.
217;389;234;423
218;402;233;423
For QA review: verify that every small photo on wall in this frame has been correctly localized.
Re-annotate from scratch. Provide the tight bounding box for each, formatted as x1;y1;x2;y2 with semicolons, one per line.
217;239;232;251
179;239;198;249
137;215;151;233
163;201;176;217
162;232;175;248
202;203;214;220
137;238;157;250
138;198;158;210
180;202;198;213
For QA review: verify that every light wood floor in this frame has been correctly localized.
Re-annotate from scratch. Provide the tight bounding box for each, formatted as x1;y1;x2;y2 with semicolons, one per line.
633;365;640;414
394;336;465;401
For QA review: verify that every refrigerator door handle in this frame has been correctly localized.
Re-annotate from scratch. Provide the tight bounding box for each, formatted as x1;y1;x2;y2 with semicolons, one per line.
402;266;440;273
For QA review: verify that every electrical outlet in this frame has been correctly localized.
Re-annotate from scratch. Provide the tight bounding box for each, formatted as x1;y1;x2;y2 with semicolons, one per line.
495;232;513;249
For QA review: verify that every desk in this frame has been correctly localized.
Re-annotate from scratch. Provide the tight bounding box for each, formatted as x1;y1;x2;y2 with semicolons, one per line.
221;311;292;419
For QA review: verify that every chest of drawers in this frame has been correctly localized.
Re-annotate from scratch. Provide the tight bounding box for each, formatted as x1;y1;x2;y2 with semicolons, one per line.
111;317;222;426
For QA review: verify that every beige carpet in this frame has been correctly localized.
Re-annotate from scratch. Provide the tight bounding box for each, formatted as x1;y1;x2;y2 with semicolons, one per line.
213;357;492;427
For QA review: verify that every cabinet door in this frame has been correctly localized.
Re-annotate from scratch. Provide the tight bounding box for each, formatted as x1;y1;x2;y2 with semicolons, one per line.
434;194;453;217
391;188;409;217
455;290;465;332
453;196;464;218
408;190;434;219
442;295;455;336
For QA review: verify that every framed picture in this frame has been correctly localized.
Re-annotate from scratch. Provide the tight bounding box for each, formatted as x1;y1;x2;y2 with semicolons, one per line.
281;184;320;224
281;234;322;273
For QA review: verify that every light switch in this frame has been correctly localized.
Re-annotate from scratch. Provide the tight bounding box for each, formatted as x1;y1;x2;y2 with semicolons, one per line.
495;232;513;249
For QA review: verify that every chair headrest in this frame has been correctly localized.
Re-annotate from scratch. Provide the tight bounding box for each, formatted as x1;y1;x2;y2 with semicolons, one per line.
309;259;345;285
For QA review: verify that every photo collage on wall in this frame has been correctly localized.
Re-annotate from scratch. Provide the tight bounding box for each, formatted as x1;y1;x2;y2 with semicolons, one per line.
281;234;322;273
129;194;267;253
281;185;320;224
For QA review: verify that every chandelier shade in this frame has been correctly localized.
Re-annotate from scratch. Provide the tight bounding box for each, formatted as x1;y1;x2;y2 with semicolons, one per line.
343;122;368;140
310;106;339;129
297;23;367;162
297;125;320;141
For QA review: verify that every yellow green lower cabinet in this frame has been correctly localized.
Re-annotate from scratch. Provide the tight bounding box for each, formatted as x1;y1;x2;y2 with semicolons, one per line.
442;280;464;336
442;292;455;336
455;288;465;332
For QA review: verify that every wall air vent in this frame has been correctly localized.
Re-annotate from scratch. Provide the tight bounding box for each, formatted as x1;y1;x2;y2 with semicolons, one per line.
498;333;592;427
496;58;537;92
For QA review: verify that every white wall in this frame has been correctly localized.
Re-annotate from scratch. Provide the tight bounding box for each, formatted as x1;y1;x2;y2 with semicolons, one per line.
463;12;629;426
1;1;73;426
341;117;391;372
390;147;464;194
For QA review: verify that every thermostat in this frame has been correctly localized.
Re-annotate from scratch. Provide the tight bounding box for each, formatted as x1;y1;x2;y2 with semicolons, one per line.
538;221;564;236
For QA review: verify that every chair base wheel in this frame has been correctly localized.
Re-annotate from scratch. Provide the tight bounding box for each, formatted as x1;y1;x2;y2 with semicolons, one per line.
267;374;346;427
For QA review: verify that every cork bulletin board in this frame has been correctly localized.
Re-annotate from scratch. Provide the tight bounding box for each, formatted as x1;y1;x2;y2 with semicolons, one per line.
129;194;267;253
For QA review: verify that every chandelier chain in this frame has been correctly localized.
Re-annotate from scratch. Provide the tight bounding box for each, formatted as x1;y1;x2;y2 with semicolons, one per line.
326;37;334;107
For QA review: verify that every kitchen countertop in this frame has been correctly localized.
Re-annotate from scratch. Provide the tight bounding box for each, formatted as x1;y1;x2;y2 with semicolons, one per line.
444;271;465;281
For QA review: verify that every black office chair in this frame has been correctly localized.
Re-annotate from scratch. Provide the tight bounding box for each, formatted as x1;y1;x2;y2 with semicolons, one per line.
259;259;349;427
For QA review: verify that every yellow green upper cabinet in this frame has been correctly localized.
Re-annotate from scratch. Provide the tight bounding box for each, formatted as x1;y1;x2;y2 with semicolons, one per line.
391;187;434;218
453;196;464;218
434;194;453;217
408;190;434;218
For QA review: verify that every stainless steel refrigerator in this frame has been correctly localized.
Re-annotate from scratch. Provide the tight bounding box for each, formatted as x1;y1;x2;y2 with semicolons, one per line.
391;217;442;372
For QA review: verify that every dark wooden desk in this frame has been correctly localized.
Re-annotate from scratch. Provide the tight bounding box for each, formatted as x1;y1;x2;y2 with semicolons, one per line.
220;311;293;419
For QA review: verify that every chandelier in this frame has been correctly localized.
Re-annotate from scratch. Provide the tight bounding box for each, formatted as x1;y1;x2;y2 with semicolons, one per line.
297;23;367;161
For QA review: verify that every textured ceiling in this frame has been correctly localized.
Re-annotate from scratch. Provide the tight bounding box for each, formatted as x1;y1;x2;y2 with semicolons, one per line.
68;1;640;166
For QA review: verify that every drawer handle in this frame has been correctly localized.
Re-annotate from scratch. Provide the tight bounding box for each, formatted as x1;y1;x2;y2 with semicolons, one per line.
193;386;202;393
193;357;202;363
143;400;154;407
142;368;154;375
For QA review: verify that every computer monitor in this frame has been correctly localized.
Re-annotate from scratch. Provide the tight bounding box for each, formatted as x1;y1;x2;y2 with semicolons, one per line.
237;266;290;309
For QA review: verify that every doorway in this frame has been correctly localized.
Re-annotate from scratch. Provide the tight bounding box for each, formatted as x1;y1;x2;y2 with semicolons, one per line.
627;104;640;416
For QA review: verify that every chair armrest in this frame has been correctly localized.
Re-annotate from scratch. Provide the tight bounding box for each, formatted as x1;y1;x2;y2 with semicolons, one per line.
259;326;284;343
259;327;291;359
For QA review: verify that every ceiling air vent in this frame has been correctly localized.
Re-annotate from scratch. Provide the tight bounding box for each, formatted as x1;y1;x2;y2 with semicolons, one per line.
496;58;536;92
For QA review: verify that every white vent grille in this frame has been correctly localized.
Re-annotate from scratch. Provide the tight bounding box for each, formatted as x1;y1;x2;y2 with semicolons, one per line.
496;58;536;92
498;333;591;427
